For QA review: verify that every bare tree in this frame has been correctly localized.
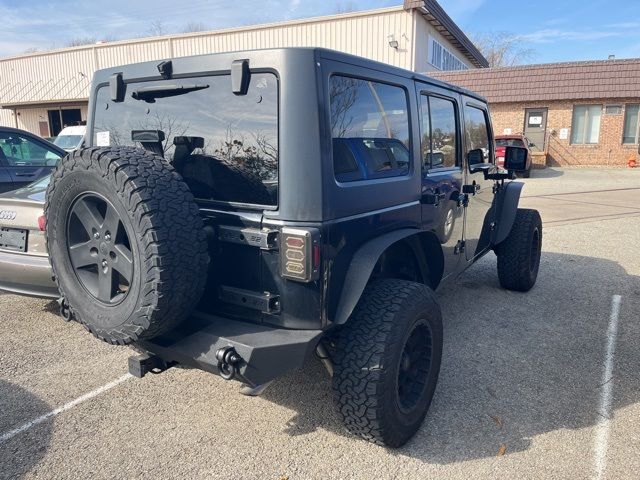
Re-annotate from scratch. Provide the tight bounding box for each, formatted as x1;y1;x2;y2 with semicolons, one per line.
23;47;39;54
148;20;168;37
470;32;535;67
182;22;208;33
329;76;359;137
65;37;97;47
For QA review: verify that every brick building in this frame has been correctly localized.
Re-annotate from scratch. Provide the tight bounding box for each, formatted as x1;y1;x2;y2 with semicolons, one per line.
431;58;640;167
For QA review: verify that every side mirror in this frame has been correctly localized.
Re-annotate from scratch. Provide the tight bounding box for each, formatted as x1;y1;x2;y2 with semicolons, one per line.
504;146;528;171
467;148;489;173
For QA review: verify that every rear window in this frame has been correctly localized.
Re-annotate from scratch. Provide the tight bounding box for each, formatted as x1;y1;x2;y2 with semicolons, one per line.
329;76;410;182
495;138;525;147
92;73;278;206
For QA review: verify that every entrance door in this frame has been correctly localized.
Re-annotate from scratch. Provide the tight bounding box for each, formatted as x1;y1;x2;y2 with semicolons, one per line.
524;108;547;152
47;110;62;136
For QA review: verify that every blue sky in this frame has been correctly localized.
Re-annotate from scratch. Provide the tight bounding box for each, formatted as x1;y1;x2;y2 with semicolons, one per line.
0;0;639;63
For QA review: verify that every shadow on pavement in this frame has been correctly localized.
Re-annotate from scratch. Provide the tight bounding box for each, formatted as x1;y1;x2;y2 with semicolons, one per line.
0;380;53;479
263;251;639;462
527;167;564;179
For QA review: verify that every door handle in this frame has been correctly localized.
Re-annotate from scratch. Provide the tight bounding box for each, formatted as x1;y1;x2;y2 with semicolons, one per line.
462;183;481;195
421;188;446;206
452;191;468;208
15;172;36;177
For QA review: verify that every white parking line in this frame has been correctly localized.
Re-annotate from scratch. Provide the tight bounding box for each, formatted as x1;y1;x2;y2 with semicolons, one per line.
594;295;622;480
0;373;132;445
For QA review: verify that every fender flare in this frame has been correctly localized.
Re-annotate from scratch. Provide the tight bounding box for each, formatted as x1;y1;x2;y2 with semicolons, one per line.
333;229;442;325
492;181;524;246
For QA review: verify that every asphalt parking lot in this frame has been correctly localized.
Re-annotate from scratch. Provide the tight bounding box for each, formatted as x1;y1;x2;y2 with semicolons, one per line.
1;168;639;480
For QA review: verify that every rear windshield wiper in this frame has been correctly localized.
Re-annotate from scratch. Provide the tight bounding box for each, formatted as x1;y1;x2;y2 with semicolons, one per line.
131;84;209;103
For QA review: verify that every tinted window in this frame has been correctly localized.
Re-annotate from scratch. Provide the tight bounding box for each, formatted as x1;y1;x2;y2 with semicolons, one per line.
464;105;491;163
330;76;409;181
495;138;525;147
421;95;459;169
93;73;278;206
0;133;61;167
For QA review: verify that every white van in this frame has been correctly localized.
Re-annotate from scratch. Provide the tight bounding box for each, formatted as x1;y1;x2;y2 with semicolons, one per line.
53;125;86;152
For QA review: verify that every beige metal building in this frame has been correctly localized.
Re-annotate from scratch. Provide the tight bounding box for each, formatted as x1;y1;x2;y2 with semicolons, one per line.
0;0;486;137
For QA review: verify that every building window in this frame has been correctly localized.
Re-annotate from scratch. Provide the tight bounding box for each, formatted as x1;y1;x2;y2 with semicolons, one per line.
571;105;601;144
623;104;639;144
429;37;469;71
604;105;622;115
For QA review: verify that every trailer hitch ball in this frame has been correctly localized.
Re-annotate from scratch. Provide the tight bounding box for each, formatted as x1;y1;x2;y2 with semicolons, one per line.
215;346;242;381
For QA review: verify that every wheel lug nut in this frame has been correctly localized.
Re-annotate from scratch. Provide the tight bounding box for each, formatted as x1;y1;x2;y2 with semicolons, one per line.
102;260;108;268
104;233;111;241
94;232;100;240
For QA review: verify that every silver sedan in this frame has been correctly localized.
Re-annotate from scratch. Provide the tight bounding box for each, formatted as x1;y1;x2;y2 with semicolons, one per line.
0;176;57;298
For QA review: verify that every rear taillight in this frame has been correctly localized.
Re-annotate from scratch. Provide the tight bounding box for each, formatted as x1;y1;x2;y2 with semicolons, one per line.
280;227;320;282
38;215;46;232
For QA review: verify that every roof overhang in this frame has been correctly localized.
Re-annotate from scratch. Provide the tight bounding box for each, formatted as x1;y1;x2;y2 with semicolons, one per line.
1;98;89;109
405;0;489;68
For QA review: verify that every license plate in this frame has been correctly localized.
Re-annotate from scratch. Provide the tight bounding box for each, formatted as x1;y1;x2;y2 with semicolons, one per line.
0;227;28;252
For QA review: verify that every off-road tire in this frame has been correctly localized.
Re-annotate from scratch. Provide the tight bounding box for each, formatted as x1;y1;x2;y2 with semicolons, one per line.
496;208;542;292
331;279;443;447
181;154;273;205
45;147;209;344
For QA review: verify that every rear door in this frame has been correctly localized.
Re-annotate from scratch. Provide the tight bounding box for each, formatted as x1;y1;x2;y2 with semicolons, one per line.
461;98;496;261
417;83;465;279
0;132;62;189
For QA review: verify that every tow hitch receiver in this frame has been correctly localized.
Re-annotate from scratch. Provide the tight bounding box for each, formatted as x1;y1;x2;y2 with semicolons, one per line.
128;353;173;378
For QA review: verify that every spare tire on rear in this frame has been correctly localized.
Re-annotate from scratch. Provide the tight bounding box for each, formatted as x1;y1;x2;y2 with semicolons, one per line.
45;147;209;345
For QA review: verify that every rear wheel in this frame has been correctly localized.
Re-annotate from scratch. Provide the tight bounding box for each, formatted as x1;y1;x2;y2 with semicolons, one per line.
45;147;209;344
495;208;542;292
331;279;443;447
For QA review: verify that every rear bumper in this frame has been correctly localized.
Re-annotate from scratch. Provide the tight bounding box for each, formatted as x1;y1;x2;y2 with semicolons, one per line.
0;250;58;298
137;312;323;387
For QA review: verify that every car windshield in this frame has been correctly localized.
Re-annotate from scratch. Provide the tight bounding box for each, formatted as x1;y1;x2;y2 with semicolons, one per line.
54;135;83;150
92;73;278;206
495;138;525;147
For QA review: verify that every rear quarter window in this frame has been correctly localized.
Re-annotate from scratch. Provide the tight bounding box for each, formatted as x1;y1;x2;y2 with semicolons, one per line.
329;76;410;182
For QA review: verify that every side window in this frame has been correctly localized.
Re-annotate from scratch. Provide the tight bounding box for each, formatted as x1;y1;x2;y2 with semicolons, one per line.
464;105;492;163
423;96;459;169
0;134;61;167
330;75;410;182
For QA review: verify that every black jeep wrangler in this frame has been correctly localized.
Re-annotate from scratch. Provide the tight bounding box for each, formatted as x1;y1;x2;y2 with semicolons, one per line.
45;48;542;448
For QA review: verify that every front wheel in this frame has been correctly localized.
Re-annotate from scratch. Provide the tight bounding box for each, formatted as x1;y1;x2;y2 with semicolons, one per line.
331;279;443;447
495;208;542;292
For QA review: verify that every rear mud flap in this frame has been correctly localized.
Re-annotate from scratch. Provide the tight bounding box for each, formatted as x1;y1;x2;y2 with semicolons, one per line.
136;313;322;387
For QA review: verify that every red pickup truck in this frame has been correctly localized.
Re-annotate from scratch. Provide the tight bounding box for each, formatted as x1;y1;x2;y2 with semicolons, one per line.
495;135;533;178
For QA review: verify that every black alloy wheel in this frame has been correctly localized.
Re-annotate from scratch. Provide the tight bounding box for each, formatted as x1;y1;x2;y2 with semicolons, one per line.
66;192;133;305
397;320;433;413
